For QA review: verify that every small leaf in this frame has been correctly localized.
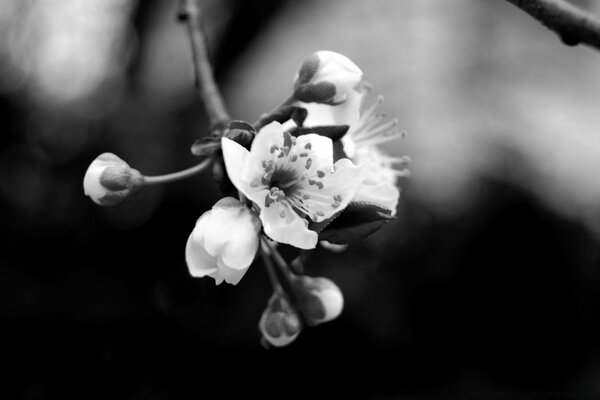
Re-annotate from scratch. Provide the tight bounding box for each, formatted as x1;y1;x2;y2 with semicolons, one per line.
191;137;221;156
255;105;296;130
293;81;336;103
318;202;395;244
291;107;308;127
224;120;255;149
228;120;255;132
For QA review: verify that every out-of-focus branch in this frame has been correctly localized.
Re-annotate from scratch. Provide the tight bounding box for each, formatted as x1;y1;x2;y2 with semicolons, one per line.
505;0;600;51
178;0;230;128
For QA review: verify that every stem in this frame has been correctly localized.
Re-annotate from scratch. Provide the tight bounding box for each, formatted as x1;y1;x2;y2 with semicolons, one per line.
505;0;600;51
262;238;295;281
178;0;230;127
143;157;212;185
260;239;284;294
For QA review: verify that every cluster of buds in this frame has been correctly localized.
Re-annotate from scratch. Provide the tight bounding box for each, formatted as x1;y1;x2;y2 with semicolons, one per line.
258;274;344;347
84;48;409;347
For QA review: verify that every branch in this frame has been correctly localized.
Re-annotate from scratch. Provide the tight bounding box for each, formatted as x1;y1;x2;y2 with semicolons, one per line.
178;0;230;128
505;0;600;51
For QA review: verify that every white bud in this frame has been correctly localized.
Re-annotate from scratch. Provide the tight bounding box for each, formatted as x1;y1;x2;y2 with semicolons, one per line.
258;293;302;348
290;275;344;326
83;153;144;206
185;197;261;285
293;50;363;104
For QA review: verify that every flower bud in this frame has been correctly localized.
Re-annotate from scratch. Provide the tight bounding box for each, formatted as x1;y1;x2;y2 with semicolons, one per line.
83;153;144;206
259;293;302;347
293;50;362;104
186;197;261;285
289;275;344;326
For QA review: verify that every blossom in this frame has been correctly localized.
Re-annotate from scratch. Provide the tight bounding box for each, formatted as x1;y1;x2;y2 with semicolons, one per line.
259;293;302;347
221;121;361;250
83;152;144;206
289;275;344;326
293;50;363;105
298;90;408;216
185;197;261;285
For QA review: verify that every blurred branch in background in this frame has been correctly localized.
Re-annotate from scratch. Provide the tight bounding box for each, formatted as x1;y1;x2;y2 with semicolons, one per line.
177;0;229;128
505;0;600;50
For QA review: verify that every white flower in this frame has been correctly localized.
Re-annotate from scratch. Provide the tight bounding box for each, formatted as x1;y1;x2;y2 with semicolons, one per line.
290;275;344;326
221;121;361;250
185;197;261;285
83;152;143;206
298;90;409;216
293;50;363;105
258;293;302;348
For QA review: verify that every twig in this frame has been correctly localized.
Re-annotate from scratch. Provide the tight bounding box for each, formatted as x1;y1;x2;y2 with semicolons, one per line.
260;239;284;294
143;157;212;185
178;0;230;128
505;0;600;51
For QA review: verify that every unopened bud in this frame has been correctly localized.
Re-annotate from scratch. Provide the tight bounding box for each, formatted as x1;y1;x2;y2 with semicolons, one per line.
83;153;144;206
258;293;302;347
290;275;344;326
293;51;362;104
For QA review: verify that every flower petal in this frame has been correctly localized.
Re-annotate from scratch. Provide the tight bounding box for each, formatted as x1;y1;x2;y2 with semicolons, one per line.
301;87;364;127
208;269;225;285
221;137;252;197
245;122;286;182
261;200;317;249
216;258;249;285
185;217;218;277
293;133;334;173
353;182;399;216
220;212;260;270
296;158;362;221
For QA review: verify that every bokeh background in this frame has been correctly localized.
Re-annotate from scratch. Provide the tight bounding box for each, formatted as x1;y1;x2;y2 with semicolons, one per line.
2;0;600;398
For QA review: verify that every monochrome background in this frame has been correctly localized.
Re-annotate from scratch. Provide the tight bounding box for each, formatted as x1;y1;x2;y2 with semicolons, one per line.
2;0;600;398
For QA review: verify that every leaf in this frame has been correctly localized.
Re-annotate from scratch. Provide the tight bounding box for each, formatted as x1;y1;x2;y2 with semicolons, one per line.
224;120;255;149
191;137;221;156
318;202;395;244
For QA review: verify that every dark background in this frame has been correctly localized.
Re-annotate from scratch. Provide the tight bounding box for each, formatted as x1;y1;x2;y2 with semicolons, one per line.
2;0;600;398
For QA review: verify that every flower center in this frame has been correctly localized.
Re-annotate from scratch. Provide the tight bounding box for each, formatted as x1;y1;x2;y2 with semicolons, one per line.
270;168;299;192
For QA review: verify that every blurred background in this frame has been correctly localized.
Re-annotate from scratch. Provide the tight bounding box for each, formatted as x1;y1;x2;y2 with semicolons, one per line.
2;0;600;398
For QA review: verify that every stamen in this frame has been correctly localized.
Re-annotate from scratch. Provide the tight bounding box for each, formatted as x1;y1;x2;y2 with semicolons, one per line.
287;195;313;217
278;176;301;190
357;119;399;143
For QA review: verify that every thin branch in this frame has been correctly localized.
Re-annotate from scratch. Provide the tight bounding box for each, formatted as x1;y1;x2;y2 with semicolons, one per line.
143;157;212;185
260;239;284;294
505;0;600;51
178;0;230;128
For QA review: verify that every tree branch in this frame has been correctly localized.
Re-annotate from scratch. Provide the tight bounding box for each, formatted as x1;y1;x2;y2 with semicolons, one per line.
178;0;230;128
505;0;600;51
